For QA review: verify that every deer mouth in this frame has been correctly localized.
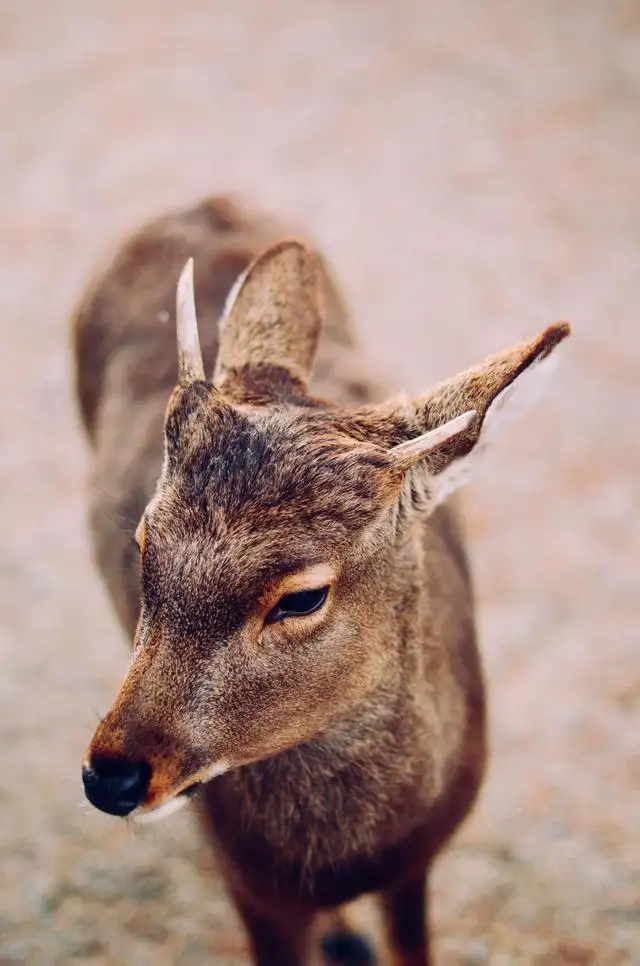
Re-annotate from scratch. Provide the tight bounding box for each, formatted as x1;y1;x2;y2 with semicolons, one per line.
132;762;228;824
131;782;196;825
133;794;190;824
132;785;198;824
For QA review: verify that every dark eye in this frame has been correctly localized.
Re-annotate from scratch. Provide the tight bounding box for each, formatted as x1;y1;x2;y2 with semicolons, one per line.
265;586;330;625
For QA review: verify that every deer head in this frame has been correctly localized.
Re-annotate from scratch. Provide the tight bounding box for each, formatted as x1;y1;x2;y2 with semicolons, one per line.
83;241;569;821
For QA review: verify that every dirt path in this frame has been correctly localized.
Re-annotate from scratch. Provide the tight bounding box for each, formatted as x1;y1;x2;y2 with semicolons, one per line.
0;3;638;964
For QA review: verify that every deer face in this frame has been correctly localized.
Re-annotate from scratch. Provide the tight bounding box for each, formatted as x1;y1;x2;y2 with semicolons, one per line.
86;388;406;820
83;241;569;821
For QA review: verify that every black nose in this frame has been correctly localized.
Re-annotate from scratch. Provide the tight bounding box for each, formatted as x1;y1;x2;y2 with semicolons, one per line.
82;756;151;817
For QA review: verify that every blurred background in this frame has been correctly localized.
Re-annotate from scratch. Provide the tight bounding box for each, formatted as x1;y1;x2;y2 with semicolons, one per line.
0;2;638;964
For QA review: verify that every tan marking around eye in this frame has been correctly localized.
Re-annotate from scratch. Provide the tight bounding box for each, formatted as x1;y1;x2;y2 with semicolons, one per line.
278;563;336;596
135;517;147;554
261;563;337;615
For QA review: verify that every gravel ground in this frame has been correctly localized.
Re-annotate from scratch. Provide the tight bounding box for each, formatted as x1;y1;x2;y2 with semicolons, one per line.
0;2;638;964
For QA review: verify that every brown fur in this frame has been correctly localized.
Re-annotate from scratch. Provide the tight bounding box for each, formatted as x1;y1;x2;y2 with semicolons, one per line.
72;195;569;965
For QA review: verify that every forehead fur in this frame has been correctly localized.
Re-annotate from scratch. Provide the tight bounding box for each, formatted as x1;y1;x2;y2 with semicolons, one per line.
144;383;396;621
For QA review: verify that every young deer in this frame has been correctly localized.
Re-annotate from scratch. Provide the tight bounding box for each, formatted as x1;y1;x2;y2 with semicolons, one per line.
73;195;569;966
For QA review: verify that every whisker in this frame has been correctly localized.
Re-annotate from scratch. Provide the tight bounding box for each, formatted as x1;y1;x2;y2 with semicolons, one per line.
91;482;152;529
89;703;104;723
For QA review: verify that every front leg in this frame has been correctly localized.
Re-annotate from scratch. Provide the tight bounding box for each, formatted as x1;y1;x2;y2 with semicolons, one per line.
381;871;431;966
230;885;314;966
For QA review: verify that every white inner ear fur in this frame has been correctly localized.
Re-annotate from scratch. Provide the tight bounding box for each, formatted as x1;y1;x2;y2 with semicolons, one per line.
212;264;252;383
219;263;251;331
431;343;563;506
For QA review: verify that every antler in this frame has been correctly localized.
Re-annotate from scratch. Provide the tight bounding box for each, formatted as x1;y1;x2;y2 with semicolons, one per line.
176;258;205;384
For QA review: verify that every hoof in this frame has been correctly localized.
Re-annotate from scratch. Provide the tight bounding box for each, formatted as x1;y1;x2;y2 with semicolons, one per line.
321;930;376;965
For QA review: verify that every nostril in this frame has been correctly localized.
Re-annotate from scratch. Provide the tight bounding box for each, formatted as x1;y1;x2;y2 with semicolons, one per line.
82;756;152;817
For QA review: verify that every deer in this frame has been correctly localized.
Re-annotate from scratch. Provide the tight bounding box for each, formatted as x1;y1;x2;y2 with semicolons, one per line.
72;194;570;966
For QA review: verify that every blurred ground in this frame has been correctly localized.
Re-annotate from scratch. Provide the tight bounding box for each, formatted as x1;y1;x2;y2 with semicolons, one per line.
0;2;638;964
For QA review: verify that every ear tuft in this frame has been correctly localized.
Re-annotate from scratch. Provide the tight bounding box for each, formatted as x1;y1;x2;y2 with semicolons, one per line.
531;321;571;359
213;239;323;388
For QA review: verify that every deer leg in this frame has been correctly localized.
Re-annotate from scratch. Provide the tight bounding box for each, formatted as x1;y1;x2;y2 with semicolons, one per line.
381;870;431;966
230;887;314;966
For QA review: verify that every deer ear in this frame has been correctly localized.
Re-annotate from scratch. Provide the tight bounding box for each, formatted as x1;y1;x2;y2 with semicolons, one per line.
388;322;571;505
213;240;323;388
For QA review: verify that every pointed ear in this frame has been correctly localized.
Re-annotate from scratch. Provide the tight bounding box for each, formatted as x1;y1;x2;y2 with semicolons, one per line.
387;322;570;505
213;239;323;388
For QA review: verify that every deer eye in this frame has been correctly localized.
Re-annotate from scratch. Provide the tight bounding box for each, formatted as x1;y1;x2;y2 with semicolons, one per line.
265;586;329;625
